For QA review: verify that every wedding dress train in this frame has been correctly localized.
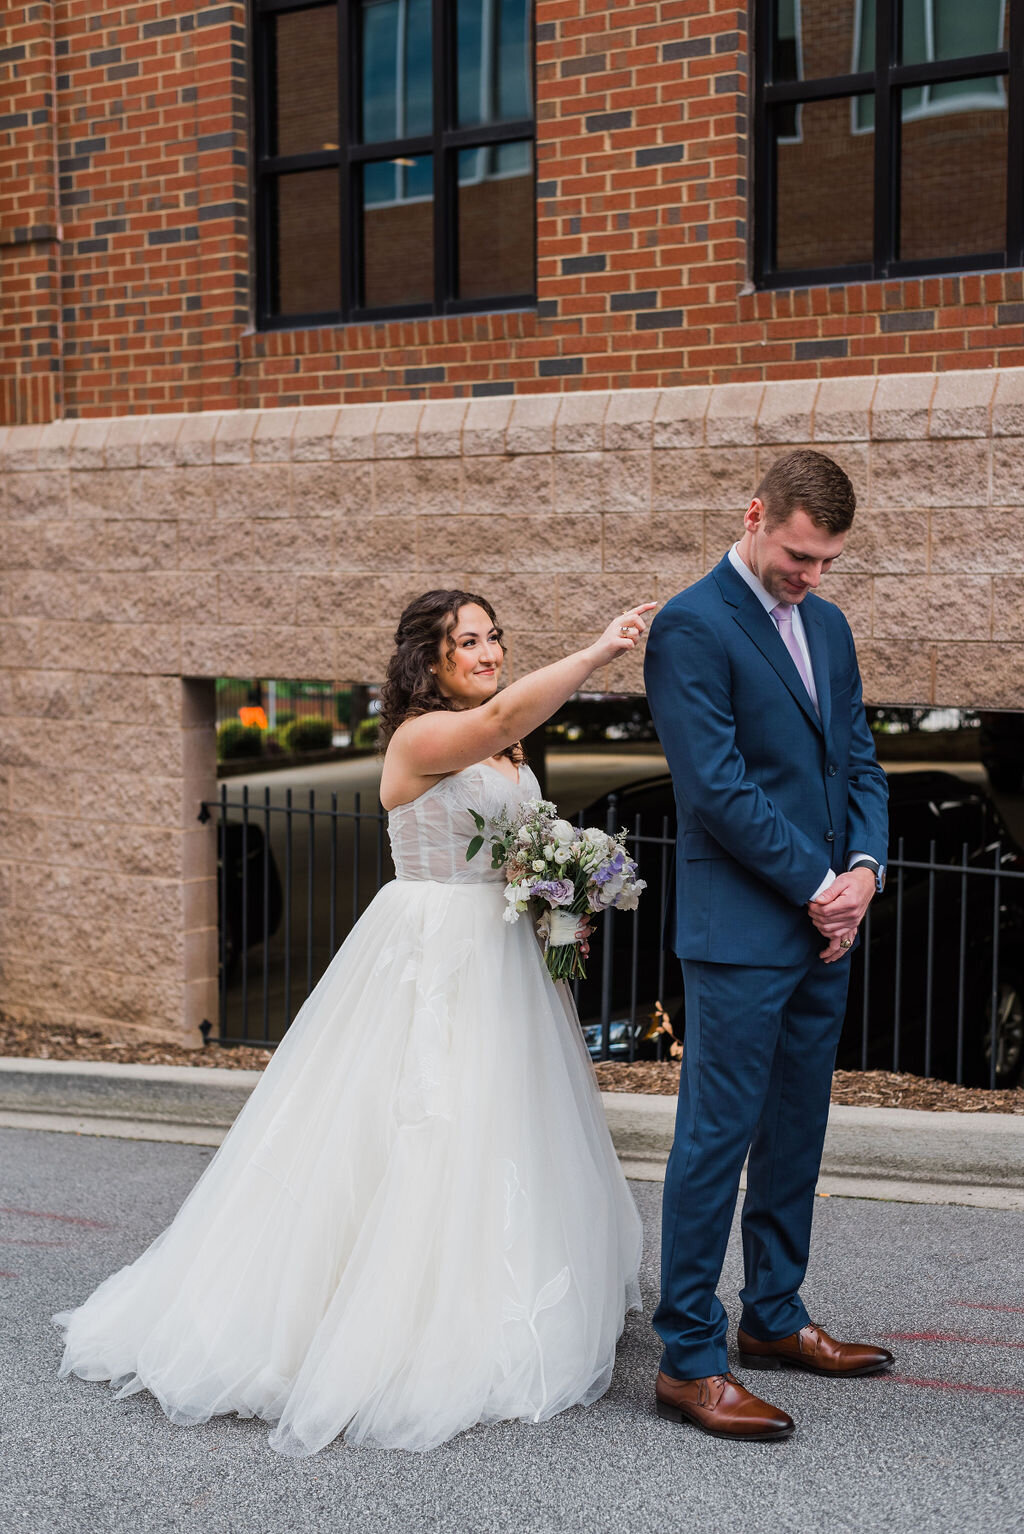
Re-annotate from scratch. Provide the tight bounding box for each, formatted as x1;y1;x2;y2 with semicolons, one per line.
55;762;643;1455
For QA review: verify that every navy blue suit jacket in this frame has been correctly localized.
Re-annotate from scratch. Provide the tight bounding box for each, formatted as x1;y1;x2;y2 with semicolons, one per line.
644;554;889;967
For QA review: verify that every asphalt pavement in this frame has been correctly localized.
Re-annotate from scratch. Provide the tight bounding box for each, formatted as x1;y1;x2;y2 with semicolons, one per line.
2;1126;1022;1534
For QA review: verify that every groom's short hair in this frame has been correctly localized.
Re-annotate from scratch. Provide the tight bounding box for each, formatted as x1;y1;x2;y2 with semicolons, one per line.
756;449;856;533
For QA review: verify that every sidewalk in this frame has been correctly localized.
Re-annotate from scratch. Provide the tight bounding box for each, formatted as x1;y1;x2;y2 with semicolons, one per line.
2;1057;1022;1210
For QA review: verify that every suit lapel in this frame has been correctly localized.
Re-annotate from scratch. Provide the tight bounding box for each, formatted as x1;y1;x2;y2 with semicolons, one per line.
712;557;824;734
801;599;832;739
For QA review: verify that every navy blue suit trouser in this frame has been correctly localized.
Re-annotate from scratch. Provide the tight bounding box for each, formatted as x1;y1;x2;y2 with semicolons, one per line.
653;954;852;1381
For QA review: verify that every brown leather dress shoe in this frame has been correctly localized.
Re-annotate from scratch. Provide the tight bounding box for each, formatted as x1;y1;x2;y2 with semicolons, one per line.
655;1370;795;1441
737;1322;894;1377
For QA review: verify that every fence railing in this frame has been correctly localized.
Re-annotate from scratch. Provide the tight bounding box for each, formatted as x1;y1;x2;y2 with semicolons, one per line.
198;786;1024;1089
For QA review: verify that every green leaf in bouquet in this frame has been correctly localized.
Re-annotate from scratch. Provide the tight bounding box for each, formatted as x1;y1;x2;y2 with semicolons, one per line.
466;835;484;862
468;809;486;831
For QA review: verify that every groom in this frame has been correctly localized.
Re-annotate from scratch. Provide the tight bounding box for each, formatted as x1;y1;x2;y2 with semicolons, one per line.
643;449;892;1441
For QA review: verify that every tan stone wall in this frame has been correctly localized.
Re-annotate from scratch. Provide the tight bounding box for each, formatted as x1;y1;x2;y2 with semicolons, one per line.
2;369;1022;1042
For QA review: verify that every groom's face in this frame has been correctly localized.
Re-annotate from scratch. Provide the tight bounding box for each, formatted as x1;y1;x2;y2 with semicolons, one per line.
744;502;846;606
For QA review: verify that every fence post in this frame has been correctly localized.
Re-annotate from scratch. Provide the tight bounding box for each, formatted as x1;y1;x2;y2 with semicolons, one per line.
599;794;618;1062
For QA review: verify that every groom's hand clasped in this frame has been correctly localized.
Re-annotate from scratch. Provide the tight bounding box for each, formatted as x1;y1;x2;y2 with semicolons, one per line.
807;866;877;963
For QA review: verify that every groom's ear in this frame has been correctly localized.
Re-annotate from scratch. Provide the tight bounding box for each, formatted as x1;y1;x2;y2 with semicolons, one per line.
744;497;767;535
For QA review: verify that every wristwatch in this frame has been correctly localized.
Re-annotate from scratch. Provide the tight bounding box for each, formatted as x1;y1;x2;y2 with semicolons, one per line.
849;855;886;894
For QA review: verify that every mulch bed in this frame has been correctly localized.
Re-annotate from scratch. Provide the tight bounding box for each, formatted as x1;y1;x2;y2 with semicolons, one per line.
592;1060;1024;1114
2;1016;1022;1114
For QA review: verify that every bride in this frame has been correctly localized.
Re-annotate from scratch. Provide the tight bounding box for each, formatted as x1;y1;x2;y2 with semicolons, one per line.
55;588;654;1456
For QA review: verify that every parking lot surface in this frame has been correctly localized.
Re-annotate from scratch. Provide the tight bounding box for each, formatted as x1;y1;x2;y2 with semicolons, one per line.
2;1126;1022;1534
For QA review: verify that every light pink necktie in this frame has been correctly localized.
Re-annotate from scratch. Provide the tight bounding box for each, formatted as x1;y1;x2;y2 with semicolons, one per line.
771;603;818;715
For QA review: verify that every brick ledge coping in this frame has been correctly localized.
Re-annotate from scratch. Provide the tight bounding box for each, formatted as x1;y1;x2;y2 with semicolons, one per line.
3;366;1023;471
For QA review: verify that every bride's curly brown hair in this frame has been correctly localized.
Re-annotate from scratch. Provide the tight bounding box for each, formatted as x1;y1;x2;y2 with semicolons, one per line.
378;589;523;764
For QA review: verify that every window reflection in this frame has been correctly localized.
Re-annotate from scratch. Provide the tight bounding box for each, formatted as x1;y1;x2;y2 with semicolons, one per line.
457;140;533;298
901;0;1007;65
775;0;873;83
272;7;339;157
273;170;341;315
362;155;434;307
457;0;532;127
900;77;1007;259
858;0;1005;126
775;95;874;270
361;0;433;143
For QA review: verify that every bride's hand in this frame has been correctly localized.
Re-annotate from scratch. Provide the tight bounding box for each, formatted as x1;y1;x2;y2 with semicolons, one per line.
587;603;657;670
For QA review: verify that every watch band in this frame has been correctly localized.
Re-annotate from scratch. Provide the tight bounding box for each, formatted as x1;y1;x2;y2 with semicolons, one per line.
849;855;886;893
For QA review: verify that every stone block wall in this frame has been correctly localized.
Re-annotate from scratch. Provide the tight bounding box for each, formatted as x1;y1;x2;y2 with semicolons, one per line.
1;368;1022;1042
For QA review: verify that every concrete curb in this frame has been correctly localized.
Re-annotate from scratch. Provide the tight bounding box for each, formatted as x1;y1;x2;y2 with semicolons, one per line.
2;1059;1023;1208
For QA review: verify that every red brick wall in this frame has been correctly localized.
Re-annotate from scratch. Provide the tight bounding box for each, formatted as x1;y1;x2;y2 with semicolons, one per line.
0;4;61;425
3;0;1024;421
1;0;249;422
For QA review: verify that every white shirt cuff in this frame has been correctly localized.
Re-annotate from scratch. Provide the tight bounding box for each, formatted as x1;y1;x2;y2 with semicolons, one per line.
809;867;837;902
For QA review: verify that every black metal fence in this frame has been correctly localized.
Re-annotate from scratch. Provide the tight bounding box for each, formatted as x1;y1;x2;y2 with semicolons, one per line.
199;786;1024;1089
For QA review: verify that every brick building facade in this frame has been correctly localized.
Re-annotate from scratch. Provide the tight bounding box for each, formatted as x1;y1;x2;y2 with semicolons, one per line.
5;0;1024;422
1;0;1023;1043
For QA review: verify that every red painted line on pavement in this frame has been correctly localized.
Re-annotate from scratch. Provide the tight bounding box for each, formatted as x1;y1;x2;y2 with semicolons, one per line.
882;1331;1024;1351
954;1301;1024;1316
885;1374;1024;1399
0;1205;109;1229
0;1271;17;1278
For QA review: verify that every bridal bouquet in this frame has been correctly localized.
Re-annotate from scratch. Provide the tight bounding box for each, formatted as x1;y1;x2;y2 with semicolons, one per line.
467;797;646;982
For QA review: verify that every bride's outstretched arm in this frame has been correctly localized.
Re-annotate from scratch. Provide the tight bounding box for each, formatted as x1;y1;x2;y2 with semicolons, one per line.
391;603;656;778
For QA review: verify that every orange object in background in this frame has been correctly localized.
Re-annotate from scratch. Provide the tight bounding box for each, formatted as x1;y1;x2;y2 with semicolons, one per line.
239;707;268;730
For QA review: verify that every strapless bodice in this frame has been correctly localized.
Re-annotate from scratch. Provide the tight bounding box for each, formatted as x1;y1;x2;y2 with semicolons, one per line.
387;761;541;883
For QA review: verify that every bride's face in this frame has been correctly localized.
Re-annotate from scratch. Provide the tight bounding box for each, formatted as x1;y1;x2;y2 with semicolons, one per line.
435;603;504;708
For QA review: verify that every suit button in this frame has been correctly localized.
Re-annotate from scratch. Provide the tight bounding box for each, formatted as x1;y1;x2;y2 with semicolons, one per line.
825;831;835;842
827;764;837;777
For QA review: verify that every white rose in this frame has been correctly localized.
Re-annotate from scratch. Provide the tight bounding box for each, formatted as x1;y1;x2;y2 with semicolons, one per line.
552;819;575;845
517;827;533;845
553;846;573;865
543;843;555;859
532;859;546;873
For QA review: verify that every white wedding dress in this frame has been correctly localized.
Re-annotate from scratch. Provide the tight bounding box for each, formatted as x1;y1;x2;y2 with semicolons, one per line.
55;762;643;1456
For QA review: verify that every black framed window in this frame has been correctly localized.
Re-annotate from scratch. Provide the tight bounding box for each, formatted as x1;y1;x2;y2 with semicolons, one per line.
253;0;536;327
755;0;1023;285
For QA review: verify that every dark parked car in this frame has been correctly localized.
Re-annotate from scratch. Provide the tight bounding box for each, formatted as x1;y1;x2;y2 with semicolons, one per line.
979;711;1024;793
576;771;1024;1086
217;821;283;979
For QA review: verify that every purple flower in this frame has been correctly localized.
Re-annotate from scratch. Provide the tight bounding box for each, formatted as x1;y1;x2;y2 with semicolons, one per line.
529;878;576;907
591;848;627;886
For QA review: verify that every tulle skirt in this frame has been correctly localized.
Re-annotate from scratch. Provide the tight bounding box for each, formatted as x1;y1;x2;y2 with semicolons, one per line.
54;879;643;1455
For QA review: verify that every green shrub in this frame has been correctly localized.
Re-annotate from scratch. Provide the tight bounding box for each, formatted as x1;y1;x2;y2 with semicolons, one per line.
217;720;264;761
283;716;334;753
274;709;294;728
353;716;380;750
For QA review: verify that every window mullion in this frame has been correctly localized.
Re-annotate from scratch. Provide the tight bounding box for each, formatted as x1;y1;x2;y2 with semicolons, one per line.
340;0;355;320
253;11;272;324
432;0;449;308
753;0;774;282
873;0;896;274
1007;0;1024;262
